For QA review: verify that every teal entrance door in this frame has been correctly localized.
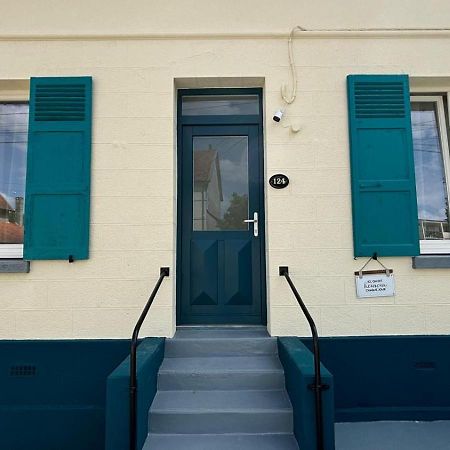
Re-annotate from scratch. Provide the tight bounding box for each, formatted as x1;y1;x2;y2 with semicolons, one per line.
177;89;266;325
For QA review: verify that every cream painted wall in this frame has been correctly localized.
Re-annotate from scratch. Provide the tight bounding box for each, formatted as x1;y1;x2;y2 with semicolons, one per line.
0;13;450;338
1;0;450;35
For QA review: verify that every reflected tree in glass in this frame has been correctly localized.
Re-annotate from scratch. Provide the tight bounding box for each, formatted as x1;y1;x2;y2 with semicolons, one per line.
193;136;249;231
217;193;248;230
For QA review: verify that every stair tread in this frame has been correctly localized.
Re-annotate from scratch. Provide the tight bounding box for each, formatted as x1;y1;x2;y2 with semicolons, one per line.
151;390;292;413
165;337;277;357
143;433;299;450
159;355;283;373
175;326;270;339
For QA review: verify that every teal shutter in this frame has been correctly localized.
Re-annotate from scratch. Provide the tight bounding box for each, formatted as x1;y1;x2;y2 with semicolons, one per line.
347;74;420;257
24;77;92;260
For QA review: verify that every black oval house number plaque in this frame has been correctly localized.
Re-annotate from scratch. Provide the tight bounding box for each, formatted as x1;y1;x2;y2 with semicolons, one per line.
269;174;289;189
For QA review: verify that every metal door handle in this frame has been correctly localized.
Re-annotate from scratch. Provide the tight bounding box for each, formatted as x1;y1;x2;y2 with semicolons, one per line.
244;212;258;237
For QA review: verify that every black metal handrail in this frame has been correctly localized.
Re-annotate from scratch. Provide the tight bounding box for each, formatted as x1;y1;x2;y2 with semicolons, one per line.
130;267;170;450
279;266;328;450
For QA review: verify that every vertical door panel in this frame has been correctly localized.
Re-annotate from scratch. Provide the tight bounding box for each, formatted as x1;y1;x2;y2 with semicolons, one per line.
190;240;218;306
223;239;253;307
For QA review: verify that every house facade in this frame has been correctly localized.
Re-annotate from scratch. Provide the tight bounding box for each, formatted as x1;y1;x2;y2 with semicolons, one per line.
2;2;450;449
1;1;450;339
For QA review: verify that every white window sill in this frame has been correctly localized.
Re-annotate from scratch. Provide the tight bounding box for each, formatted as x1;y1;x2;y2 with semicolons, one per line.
0;245;28;272
413;242;450;268
0;244;23;259
420;240;450;255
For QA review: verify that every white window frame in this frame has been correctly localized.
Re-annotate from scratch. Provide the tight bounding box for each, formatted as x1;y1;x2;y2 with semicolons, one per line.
0;86;29;259
411;95;450;254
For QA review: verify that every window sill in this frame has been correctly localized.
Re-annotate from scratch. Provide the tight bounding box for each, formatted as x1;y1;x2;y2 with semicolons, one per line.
0;259;30;273
412;255;450;269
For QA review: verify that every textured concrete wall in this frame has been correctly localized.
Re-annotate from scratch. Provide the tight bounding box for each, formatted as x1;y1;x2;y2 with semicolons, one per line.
1;0;450;35
1;2;450;338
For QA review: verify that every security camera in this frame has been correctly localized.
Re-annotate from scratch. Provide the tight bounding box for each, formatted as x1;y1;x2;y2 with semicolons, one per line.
273;109;284;122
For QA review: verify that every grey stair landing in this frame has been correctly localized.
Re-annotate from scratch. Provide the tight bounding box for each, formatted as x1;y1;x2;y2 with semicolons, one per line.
143;326;299;450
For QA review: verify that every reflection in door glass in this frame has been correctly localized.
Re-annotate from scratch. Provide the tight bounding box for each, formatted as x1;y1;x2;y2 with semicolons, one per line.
193;136;249;231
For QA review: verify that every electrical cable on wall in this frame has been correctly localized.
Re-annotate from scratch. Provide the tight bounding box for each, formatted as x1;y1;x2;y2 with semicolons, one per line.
275;24;433;128
273;26;306;131
281;25;307;105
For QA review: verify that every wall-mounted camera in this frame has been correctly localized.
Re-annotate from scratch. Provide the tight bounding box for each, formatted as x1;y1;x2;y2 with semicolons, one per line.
272;109;284;122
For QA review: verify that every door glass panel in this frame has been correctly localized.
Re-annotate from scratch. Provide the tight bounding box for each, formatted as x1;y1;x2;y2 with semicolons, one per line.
411;101;450;240
193;136;249;231
183;95;259;116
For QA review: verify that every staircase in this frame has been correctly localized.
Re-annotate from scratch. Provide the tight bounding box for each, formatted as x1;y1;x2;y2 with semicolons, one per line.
143;326;299;450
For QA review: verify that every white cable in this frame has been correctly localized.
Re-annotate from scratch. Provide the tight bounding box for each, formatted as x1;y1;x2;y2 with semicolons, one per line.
281;26;307;105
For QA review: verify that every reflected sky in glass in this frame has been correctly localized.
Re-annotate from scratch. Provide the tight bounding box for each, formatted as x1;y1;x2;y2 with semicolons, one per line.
411;102;448;222
0;103;28;209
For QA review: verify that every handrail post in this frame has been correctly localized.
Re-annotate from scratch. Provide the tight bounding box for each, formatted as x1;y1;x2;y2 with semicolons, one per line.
279;266;328;450
130;267;169;450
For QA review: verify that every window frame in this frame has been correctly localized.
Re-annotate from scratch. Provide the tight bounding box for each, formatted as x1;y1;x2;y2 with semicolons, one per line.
0;88;29;259
411;94;450;254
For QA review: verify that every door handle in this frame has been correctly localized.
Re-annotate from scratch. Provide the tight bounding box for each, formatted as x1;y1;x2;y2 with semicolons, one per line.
244;212;258;237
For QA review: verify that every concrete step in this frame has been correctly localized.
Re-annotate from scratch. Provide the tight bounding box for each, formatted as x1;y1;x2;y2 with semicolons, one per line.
174;326;270;339
151;389;292;412
165;336;277;357
158;355;285;390
149;390;293;434
166;326;276;358
143;433;300;450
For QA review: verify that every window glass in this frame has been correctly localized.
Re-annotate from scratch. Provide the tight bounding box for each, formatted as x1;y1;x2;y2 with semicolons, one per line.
0;103;28;244
182;95;259;116
193;136;249;231
411;101;450;240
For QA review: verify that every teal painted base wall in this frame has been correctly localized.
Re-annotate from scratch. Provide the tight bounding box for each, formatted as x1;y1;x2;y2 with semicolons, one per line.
278;337;335;450
303;335;450;422
105;338;165;450
0;340;130;450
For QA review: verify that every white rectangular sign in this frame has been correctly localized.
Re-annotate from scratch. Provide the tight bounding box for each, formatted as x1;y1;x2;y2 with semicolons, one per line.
355;271;395;298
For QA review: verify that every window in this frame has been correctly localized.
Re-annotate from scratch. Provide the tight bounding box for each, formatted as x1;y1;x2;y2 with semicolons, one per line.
411;95;450;254
0;77;91;263
0;101;29;258
182;95;259;116
347;75;450;258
